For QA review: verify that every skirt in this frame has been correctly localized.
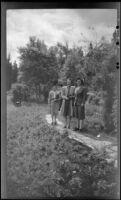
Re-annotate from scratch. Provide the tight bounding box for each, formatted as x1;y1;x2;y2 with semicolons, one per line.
60;99;73;117
50;101;59;116
73;105;85;120
59;98;62;111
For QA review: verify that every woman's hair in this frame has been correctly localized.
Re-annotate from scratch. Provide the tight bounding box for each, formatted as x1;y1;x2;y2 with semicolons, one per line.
52;80;58;86
58;80;63;87
59;83;63;87
67;77;71;81
76;77;85;85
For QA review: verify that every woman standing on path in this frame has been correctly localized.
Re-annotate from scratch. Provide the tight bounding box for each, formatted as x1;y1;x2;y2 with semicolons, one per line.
58;81;63;111
73;77;87;132
48;80;61;125
60;78;75;129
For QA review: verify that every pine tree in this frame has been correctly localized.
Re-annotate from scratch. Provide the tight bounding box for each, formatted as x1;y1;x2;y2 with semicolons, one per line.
11;61;18;83
7;54;12;90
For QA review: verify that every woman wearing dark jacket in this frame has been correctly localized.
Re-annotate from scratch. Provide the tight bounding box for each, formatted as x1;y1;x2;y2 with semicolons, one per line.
73;77;87;131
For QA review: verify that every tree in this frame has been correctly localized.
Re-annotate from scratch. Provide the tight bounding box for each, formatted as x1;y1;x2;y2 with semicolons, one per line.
18;36;58;101
7;54;12;91
11;61;18;83
80;32;118;134
97;32;118;134
62;46;85;84
16;32;118;134
56;42;70;72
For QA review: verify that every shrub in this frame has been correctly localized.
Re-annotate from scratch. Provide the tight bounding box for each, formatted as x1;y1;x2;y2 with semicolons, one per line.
11;83;30;105
55;149;118;198
7;104;118;198
85;104;97;116
111;94;118;135
85;116;104;131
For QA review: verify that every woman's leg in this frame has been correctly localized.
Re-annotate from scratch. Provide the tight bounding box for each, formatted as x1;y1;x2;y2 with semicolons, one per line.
80;106;85;130
78;119;80;129
51;115;54;125
73;106;79;131
73;118;79;131
68;101;73;129
77;106;80;129
79;120;82;129
68;116;71;128
64;116;67;128
55;115;57;125
79;119;84;130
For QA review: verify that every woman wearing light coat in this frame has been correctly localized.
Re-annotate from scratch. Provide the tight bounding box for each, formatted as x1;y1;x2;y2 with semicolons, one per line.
60;78;75;128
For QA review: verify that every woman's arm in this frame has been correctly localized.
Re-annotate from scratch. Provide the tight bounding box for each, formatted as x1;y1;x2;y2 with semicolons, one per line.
74;88;77;105
82;87;87;105
61;87;68;100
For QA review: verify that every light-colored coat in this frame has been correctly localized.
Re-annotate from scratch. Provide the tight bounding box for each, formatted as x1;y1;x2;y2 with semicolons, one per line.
60;86;75;117
48;90;61;116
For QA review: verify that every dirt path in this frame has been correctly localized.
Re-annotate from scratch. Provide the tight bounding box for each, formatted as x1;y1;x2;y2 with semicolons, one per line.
45;114;118;165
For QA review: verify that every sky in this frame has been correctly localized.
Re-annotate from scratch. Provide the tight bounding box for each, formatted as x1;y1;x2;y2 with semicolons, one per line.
7;9;117;65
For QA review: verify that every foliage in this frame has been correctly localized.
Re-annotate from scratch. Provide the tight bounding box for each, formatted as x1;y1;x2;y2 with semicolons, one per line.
7;55;18;91
11;83;30;105
11;61;18;84
111;85;118;134
18;36;58;101
63;47;85;83
7;54;12;91
85;37;118;134
85;92;104;131
16;31;118;134
7;101;118;198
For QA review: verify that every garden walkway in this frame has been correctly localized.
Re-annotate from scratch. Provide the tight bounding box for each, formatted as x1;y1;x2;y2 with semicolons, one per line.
45;114;118;167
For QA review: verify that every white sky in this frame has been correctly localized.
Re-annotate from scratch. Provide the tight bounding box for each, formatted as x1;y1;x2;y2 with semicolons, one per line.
7;9;117;65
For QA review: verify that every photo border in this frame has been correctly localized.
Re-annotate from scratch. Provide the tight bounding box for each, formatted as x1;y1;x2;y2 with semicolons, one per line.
1;2;120;199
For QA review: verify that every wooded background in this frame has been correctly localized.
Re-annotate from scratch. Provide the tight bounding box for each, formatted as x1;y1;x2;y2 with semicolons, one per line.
7;30;118;135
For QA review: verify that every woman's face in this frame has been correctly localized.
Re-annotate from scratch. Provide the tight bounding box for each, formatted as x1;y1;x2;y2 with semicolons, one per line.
67;79;71;86
77;79;81;86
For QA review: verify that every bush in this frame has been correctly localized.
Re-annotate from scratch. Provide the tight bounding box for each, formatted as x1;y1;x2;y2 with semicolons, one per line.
85;104;97;116
85;91;104;130
111;93;118;135
85;116;104;131
87;91;104;106
54;149;118;198
7;104;118;198
11;83;30;105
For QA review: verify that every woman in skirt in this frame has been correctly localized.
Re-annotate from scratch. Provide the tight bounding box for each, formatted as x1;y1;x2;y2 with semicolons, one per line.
57;81;63;111
73;77;87;131
60;78;75;129
48;80;61;125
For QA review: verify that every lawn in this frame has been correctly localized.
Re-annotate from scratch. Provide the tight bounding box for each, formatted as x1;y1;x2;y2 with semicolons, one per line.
6;95;119;198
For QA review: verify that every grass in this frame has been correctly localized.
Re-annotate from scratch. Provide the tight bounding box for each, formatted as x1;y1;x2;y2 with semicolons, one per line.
7;96;119;198
7;97;88;198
